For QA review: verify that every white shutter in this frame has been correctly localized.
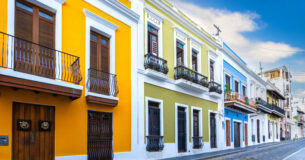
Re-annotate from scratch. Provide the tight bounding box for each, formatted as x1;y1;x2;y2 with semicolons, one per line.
152;40;158;56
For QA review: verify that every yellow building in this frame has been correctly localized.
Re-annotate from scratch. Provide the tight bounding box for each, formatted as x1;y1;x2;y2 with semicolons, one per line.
0;0;139;159
266;81;285;142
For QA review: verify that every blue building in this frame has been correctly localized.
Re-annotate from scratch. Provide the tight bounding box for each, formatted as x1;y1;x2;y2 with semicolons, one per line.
222;43;257;148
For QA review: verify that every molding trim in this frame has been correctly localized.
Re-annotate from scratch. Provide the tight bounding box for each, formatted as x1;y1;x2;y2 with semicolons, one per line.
144;7;164;22
103;0;139;23
147;0;219;49
54;0;66;4
83;9;118;31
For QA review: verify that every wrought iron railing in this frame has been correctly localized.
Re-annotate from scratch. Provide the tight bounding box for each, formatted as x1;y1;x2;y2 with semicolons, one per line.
272;104;285;115
87;68;119;97
192;136;203;149
209;81;222;94
144;54;168;74
174;65;209;87
146;135;164;152
256;98;273;111
0;32;82;84
224;92;258;109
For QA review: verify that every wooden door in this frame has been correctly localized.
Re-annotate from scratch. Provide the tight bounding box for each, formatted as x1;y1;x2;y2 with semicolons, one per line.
12;102;55;160
178;107;186;152
245;123;248;146
226;120;231;146
257;120;260;143
193;110;199;137
234;122;240;147
210;113;217;148
88;111;113;160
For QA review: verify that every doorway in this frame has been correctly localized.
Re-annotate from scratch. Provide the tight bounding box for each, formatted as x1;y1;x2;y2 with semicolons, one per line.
12;102;55;160
210;113;217;148
257;119;260;143
234;122;241;148
88;111;113;160
178;107;187;152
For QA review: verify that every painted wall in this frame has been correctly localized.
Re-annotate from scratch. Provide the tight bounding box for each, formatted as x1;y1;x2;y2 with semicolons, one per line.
223;60;247;95
0;0;133;159
144;83;218;143
225;108;248;142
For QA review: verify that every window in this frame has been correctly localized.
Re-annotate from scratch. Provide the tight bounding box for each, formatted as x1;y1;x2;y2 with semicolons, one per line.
267;97;270;104
235;81;239;93
148;25;158;56
287;112;290;118
276;122;278;139
90;31;110;72
176;41;184;66
268;120;270;139
192;50;198;71
225;75;231;89
242;85;246;96
251;119;254;135
210;60;215;81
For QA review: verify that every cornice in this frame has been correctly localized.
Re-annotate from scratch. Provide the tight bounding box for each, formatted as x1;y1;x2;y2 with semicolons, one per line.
147;0;220;49
103;0;139;23
54;0;66;4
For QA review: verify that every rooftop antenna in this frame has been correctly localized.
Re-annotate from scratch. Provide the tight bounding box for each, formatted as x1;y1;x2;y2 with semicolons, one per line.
214;24;221;36
259;62;263;77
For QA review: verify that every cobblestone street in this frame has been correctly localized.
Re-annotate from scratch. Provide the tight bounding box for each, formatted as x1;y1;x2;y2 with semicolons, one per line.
208;139;305;160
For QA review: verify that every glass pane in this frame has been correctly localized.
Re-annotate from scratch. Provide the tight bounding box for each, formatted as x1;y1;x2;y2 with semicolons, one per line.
179;43;184;48
192;51;198;56
101;39;108;45
152;35;157;41
39;11;54;21
16;2;33;13
148;25;151;31
90;34;97;41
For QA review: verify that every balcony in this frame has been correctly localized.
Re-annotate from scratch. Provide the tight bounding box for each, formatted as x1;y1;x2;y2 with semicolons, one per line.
271;104;285;117
255;98;273;113
174;65;209;92
146;135;164;152
224;92;257;113
0;32;82;99
86;68;119;106
192;136;203;149
144;54;168;80
209;81;222;98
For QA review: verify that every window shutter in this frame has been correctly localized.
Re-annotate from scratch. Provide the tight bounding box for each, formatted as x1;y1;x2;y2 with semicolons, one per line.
39;12;54;48
90;39;98;69
15;3;33;41
100;38;109;72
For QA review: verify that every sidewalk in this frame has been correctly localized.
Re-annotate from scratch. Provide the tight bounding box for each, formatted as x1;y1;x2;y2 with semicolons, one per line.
162;141;294;160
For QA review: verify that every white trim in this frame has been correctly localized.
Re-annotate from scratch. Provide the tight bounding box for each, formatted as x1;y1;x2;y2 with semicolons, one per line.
0;68;83;90
191;106;203;139
87;91;119;101
175;103;189;152
84;8;116;96
85;0;139;26
55;155;87;160
145;97;164;137
7;0;64;79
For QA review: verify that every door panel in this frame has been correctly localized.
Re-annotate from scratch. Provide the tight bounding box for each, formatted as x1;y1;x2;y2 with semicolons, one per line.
210;113;216;148
226;120;231;146
245;123;248;146
257;120;260;143
12;102;55;160
234;122;240;147
88;111;113;160
178;107;186;152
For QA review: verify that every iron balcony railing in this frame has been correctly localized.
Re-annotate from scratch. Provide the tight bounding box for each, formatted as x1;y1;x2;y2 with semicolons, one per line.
144;54;168;74
256;98;273;111
272;104;285;115
0;32;82;84
146;135;164;152
87;68;119;97
224;92;258;109
192;136;203;149
174;65;209;87
209;81;222;94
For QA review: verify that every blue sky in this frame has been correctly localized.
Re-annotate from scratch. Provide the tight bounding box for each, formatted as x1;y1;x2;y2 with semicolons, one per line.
168;0;305;98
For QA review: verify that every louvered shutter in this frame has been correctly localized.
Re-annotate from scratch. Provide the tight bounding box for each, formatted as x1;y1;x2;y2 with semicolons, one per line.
226;120;231;146
100;37;109;72
90;38;98;69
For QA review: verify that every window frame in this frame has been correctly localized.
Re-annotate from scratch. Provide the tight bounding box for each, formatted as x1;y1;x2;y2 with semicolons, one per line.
235;80;239;93
145;97;164;138
147;25;159;57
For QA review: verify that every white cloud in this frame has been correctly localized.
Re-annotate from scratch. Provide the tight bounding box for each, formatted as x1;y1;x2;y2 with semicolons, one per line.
168;0;300;69
292;74;305;83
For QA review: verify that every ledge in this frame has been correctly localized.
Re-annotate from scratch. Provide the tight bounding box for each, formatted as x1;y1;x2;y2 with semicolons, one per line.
209;92;222;99
144;69;168;81
175;79;209;92
224;101;257;113
86;92;118;107
0;74;82;99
